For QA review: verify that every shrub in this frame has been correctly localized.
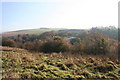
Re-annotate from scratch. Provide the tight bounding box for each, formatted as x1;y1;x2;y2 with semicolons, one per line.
118;42;120;56
33;40;43;52
2;38;16;47
70;37;81;45
24;42;34;51
72;41;85;54
84;33;111;55
41;38;71;53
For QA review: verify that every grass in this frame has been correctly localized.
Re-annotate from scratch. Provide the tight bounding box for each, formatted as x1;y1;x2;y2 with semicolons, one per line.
1;46;120;79
2;28;62;37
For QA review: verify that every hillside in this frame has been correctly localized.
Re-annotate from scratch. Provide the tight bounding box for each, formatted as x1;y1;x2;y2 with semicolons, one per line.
1;46;120;79
1;28;63;37
2;26;119;41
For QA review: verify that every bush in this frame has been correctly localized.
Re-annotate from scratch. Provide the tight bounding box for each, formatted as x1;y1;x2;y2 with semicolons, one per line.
2;38;16;47
83;33;110;55
70;37;81;45
33;40;43;52
72;42;85;54
41;38;71;53
118;42;120;56
24;42;34;51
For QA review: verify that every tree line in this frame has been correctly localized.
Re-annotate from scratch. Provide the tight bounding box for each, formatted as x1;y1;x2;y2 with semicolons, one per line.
2;28;118;56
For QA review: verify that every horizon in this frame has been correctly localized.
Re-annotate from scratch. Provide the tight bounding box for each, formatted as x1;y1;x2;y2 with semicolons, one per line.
1;25;118;33
1;0;119;32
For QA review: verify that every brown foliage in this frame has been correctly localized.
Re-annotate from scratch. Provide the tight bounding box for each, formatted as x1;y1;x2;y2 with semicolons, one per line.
24;42;34;51
2;38;16;47
41;38;71;53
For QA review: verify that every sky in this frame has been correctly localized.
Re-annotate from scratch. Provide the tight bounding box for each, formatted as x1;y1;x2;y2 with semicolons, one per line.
1;0;119;32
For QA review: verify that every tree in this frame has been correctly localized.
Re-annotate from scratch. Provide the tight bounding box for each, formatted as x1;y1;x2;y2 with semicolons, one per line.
95;38;108;54
91;26;118;41
84;33;110;55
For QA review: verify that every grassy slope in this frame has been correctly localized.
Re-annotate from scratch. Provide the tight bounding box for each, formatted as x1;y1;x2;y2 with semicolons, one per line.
2;28;63;37
1;28;89;37
1;46;120;79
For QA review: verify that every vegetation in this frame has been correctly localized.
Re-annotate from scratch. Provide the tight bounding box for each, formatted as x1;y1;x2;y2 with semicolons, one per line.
91;26;118;41
2;38;16;47
41;39;71;53
1;26;119;79
1;46;120;79
2;27;118;56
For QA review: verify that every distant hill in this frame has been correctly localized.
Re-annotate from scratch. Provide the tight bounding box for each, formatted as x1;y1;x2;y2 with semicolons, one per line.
1;28;64;37
1;26;119;41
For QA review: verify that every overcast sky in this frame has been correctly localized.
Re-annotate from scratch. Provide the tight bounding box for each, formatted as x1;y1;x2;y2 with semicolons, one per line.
1;0;119;32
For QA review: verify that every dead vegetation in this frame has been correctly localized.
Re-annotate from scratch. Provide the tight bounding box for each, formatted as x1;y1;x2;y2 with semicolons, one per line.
1;46;120;79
